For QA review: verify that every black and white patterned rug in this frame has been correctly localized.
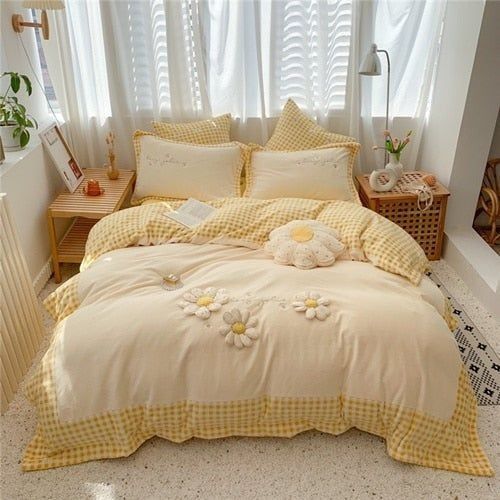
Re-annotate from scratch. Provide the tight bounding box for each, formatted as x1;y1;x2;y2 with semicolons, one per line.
426;270;500;406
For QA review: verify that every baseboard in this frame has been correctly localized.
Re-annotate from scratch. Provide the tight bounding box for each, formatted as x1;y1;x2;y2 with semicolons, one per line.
33;258;53;295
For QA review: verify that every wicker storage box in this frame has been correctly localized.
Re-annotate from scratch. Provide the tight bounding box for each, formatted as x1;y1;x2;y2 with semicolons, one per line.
356;171;450;261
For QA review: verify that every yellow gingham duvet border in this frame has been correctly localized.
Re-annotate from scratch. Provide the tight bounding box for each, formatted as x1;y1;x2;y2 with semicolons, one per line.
23;345;492;476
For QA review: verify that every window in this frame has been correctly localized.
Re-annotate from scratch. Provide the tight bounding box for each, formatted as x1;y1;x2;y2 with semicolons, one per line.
272;0;352;113
59;0;353;124
32;9;60;116
201;0;353;117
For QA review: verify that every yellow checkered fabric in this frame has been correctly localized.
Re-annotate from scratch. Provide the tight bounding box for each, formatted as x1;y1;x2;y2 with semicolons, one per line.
131;131;251;204
22;345;492;476
245;142;361;204
152;113;231;144
43;275;80;323
81;198;428;285
444;299;459;331
265;99;355;151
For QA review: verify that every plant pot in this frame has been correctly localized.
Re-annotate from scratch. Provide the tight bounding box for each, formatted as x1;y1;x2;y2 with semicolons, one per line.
0;122;23;151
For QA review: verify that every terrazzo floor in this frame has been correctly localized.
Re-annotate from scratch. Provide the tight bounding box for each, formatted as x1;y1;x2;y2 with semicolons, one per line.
1;261;499;500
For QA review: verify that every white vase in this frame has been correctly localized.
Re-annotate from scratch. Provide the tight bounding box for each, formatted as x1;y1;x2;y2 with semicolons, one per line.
369;153;404;192
0;123;22;151
385;153;403;179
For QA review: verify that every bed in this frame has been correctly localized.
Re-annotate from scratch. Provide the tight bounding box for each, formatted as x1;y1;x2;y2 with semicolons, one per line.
23;197;493;475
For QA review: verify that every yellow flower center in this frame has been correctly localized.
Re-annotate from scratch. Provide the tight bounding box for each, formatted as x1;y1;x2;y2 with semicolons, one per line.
197;296;214;307
231;322;246;335
304;299;318;308
291;225;314;243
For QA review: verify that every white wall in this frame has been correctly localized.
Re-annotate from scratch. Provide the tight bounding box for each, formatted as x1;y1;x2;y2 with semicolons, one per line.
446;2;499;230
418;0;500;318
1;1;67;290
1;1;47;122
417;1;484;187
0;141;67;287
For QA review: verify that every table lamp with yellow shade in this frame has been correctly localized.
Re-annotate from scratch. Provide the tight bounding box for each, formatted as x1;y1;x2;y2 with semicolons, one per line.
12;1;65;41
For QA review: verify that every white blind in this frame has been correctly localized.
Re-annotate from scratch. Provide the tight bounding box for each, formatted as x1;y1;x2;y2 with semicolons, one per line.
63;0;352;121
272;0;352;114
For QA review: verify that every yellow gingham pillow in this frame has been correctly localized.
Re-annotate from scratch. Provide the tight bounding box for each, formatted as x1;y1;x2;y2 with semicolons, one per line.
266;99;355;151
152;114;231;144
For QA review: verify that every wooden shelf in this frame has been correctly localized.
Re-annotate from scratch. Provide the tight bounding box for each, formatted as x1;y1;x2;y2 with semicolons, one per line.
58;218;97;263
49;168;136;219
47;168;136;282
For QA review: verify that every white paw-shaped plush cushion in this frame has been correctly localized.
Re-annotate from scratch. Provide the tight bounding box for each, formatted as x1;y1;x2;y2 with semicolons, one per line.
264;220;345;270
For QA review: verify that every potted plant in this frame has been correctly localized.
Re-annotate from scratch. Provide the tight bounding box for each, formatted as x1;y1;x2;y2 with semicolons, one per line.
0;72;38;151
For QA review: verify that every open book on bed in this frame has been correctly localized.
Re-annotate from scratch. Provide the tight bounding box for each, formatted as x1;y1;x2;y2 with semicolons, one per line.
164;198;217;229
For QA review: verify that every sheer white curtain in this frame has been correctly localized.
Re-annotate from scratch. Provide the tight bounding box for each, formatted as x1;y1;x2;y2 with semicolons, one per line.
44;0;211;166
351;0;446;170
201;0;353;144
43;0;444;171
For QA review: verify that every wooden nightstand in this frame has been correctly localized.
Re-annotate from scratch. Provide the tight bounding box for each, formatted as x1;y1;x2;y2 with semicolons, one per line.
48;168;136;283
356;171;450;260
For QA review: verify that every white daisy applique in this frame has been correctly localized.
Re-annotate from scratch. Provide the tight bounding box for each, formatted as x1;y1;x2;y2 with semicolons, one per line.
179;287;229;320
219;308;258;349
293;292;331;321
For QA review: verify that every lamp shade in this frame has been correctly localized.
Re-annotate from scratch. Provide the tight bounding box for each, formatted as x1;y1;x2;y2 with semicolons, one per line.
22;0;64;9
359;43;381;76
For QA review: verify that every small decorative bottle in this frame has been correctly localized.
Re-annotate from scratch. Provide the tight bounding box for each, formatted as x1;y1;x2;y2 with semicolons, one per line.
105;132;120;180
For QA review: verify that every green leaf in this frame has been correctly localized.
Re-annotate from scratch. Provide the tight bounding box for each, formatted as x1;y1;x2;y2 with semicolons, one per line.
21;75;32;96
26;117;37;129
20;129;30;148
10;74;20;93
13;112;27;125
12;126;22;138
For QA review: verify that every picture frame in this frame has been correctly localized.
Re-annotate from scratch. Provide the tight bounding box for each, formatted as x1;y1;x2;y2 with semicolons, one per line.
0;136;4;164
39;123;84;193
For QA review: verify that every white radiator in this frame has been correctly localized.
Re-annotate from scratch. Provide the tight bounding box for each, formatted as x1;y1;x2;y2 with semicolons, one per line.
0;193;44;414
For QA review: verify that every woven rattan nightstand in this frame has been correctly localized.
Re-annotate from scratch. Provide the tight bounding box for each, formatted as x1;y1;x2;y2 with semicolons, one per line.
47;168;135;283
356;171;450;260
